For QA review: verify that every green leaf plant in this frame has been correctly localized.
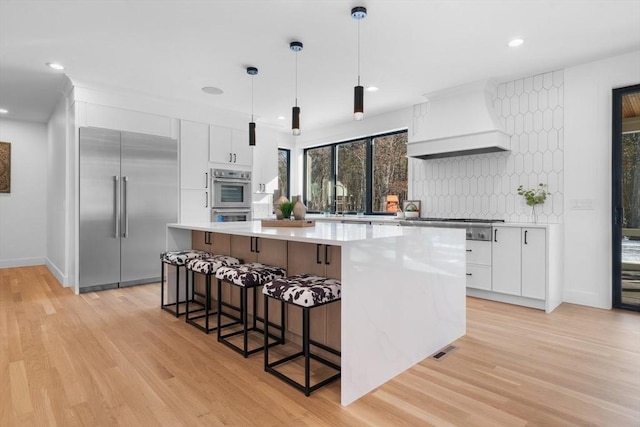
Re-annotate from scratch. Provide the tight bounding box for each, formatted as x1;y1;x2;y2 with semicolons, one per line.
517;183;550;206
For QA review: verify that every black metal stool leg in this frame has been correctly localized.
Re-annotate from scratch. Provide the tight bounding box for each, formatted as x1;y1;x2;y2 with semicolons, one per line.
160;260;165;309
264;293;270;370
303;307;310;396
174;265;181;318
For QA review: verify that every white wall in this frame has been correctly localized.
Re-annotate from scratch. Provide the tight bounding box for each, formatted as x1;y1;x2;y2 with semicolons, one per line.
563;50;640;309
46;95;69;285
0;119;47;267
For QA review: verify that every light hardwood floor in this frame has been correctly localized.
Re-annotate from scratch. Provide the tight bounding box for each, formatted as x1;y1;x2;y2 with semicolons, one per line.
2;265;639;426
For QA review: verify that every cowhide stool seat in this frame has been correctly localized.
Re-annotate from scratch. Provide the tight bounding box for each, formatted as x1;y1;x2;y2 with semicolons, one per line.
262;274;342;396
185;255;242;334
215;262;287;357
160;250;210;317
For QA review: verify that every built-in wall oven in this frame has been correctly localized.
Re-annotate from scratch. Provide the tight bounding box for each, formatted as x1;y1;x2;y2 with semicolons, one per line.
210;168;252;222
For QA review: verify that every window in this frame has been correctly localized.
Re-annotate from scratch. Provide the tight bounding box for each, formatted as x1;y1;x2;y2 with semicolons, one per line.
305;146;332;211
277;148;290;199
304;130;407;214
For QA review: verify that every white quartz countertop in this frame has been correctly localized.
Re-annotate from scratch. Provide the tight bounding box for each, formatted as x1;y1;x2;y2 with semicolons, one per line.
305;214;402;223
168;220;427;245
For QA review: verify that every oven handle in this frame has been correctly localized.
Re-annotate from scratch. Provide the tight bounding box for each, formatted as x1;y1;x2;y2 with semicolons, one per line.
211;208;251;213
212;177;251;184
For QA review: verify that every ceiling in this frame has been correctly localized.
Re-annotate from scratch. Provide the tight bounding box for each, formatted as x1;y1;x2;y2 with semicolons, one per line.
1;1;639;132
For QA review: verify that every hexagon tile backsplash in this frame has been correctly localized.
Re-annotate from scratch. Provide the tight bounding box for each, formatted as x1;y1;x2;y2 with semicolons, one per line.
410;70;564;223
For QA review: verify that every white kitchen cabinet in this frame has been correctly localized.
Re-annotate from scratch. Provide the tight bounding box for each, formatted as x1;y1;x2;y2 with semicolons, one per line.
180;120;210;189
521;228;546;300
251;129;278;194
491;227;522;295
466;240;492;291
209;125;253;167
471;223;562;313
180;189;210;222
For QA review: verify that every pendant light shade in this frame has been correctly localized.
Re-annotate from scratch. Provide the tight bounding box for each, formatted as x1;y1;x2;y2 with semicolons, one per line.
249;121;256;146
354;85;364;121
290;41;303;136
352;6;367;121
247;66;258;146
292;106;301;136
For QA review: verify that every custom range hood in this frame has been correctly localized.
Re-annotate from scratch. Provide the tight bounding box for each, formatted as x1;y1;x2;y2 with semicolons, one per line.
407;80;511;159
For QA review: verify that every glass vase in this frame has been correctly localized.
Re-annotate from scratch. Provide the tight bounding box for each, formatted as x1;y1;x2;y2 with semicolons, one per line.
529;204;538;223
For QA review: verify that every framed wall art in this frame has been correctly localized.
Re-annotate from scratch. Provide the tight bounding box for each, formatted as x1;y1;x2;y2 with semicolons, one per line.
0;142;10;193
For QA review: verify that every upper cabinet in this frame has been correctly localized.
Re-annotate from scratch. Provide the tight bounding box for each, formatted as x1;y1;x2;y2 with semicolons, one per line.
251;128;278;194
180;120;210;189
209;125;253;167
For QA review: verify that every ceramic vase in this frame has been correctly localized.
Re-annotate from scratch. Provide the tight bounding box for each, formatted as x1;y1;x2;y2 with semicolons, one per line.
273;190;288;220
293;195;307;220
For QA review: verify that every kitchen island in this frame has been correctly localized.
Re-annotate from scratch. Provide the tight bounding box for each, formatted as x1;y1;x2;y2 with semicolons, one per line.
166;221;466;406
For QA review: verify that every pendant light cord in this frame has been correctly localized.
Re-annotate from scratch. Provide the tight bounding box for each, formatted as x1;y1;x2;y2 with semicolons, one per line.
295;51;298;107
357;18;361;86
251;75;254;121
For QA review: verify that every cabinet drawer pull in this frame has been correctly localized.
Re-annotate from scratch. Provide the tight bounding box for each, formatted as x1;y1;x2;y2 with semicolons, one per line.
255;237;260;253
466;249;472;252
250;236;255;253
494;229;498;242
524;230;528;245
325;245;330;265
466;273;472;276
316;244;322;264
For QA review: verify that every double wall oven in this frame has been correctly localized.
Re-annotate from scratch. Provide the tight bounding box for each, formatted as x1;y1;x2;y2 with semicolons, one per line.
210;168;252;222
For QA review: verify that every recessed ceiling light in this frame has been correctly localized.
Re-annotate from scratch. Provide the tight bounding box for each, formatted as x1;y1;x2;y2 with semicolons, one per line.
508;38;524;47
366;86;379;92
0;108;8;114
46;62;65;70
277;116;286;120
202;86;224;95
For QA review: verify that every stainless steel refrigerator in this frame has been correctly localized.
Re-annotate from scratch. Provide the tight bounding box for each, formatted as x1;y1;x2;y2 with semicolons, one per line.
79;127;178;292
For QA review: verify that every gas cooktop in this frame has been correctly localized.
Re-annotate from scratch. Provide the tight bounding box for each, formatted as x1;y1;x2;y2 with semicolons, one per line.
404;218;505;223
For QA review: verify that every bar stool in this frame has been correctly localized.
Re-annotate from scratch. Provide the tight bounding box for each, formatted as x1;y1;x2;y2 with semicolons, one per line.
160;250;210;317
262;274;342;396
185;254;243;333
215;262;287;357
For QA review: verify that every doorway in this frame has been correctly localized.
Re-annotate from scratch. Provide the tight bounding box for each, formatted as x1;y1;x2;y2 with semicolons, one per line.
612;84;640;310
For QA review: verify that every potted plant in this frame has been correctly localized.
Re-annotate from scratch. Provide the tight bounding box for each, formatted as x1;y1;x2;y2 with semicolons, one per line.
279;201;295;220
517;183;550;223
404;202;419;219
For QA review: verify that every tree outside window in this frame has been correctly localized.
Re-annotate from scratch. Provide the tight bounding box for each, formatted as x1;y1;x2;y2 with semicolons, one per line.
304;130;407;214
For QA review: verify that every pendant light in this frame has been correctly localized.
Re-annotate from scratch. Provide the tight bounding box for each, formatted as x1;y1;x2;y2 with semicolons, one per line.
247;66;258;146
352;6;367;121
290;41;303;136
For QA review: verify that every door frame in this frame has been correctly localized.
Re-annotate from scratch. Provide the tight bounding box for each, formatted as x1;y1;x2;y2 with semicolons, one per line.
612;83;640;311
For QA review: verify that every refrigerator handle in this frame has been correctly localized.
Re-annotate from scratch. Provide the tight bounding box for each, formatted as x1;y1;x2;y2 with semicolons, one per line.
123;176;129;238
114;176;120;238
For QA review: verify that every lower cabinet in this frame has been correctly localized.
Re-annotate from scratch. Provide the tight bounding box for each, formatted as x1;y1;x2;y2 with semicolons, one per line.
229;235;287;327
465;240;492;291
491;225;547;303
287;241;342;353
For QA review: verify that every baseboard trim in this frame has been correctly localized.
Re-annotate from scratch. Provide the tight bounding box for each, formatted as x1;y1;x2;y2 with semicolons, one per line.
563;289;611;310
0;257;46;269
45;259;68;288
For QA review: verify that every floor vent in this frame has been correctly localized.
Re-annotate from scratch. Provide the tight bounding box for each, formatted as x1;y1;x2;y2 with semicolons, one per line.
430;345;457;361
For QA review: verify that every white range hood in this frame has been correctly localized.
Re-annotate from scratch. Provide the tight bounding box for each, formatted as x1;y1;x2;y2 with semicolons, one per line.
407;80;511;159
